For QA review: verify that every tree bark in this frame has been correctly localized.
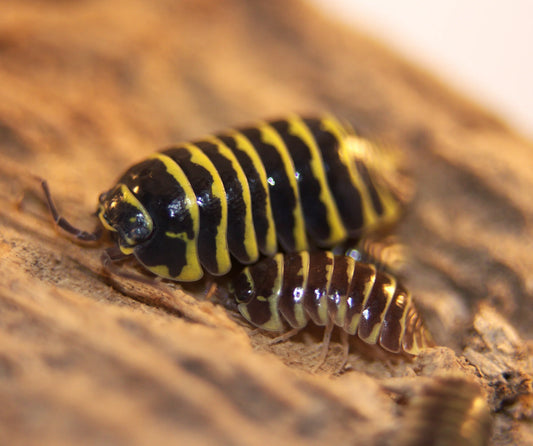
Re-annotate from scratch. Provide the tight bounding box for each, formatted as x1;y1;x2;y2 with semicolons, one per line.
0;1;531;444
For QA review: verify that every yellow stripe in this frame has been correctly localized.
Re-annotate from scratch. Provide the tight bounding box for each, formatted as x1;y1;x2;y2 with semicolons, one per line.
258;122;307;251
346;263;377;335
183;142;231;275
226;130;277;255
410;318;422;355
317;251;335;324
350;135;401;227
402;306;417;355
234;269;254;304
334;256;355;327
239;253;284;331
98;208;115;232
204;136;259;263
119;246;135;255
413;313;423;354
395;292;410;350
363;276;396;344
262;253;285;331
294;251;310;328
321;116;380;230
372;172;401;226
146;264;172;279
149;153;202;281
288;115;347;246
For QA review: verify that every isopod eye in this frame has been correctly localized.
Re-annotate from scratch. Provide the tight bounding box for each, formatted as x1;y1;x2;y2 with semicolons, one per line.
97;184;153;248
117;210;152;245
232;269;255;304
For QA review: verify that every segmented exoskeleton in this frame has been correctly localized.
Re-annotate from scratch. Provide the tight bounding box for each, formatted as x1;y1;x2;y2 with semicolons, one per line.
231;251;434;356
43;115;405;282
396;376;492;446
42;115;431;365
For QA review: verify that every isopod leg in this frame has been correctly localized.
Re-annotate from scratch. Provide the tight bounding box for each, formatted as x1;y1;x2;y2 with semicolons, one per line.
312;320;334;373
101;246;158;286
267;327;302;345
335;330;350;374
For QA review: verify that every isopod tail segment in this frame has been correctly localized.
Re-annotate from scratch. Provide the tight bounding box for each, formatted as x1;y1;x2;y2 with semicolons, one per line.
230;251;435;371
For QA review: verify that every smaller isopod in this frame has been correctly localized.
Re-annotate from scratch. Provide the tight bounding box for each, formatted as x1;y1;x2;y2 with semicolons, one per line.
230;250;434;366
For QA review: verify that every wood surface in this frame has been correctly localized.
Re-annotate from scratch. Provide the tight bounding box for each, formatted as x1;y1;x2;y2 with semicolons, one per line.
0;0;532;444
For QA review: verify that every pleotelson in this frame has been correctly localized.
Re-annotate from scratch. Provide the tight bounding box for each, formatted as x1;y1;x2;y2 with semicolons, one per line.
97;115;400;281
232;251;434;355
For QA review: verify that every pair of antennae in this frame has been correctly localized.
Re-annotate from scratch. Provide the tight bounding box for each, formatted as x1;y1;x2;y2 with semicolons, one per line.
39;179;195;316
40;179;102;242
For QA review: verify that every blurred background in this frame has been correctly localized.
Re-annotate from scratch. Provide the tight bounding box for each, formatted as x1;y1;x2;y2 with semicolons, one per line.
311;0;533;137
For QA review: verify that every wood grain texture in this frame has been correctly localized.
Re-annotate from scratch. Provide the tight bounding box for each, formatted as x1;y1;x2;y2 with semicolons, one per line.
0;0;532;444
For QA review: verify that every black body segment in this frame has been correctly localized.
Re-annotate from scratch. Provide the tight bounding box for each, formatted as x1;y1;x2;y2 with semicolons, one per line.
326;254;353;327
216;132;277;257
303;251;334;325
357;272;395;344
344;262;376;335
233;255;284;331
379;285;409;353
269;118;347;246
192;138;258;265
162;145;230;276
302;117;365;234
96;115;402;281
232;251;434;355
354;160;384;216
238;124;307;252
278;251;309;329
